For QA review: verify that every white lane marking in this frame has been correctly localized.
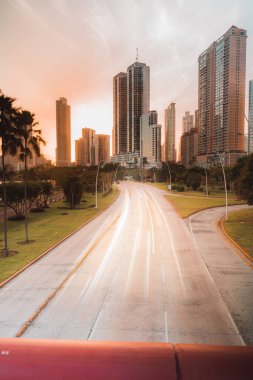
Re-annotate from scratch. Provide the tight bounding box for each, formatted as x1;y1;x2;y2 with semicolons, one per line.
187;214;200;249
143;192;155;256
145;188;186;294
124;189;143;297
162;266;165;284
226;311;246;346
145;232;151;298
164;311;169;343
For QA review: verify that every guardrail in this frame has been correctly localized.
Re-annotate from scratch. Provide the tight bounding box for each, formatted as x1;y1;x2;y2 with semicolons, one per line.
0;339;252;379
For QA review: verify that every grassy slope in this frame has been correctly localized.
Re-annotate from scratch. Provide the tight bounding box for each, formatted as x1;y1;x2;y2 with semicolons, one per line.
148;182;245;218
0;190;118;283
223;208;253;257
165;195;244;218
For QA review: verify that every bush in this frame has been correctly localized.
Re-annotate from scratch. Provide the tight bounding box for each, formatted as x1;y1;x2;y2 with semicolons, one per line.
0;181;41;217
186;172;202;190
172;184;185;192
8;214;25;221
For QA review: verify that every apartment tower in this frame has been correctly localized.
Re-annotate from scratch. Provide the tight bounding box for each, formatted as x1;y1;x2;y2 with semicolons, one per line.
113;72;127;156
56;97;71;166
140;111;161;165
127;61;150;153
249;80;253;154
164;102;176;162
182;111;194;134
75;127;95;166
198;26;247;165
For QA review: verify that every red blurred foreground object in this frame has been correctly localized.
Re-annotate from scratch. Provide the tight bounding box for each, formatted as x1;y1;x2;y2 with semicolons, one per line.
0;339;252;380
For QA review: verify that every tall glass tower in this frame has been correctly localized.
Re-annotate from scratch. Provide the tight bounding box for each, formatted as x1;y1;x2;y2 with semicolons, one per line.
127;61;150;153
198;26;247;165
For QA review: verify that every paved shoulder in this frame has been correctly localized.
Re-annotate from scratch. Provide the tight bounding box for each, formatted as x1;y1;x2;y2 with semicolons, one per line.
186;205;253;345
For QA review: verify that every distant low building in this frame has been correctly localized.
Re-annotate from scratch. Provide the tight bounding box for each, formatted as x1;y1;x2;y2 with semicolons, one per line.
75;128;95;166
95;134;110;165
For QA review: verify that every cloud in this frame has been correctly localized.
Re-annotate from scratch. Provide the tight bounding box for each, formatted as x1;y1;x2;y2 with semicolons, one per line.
1;0;253;159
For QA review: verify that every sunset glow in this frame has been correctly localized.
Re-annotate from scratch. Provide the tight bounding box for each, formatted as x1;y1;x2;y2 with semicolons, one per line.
1;0;253;161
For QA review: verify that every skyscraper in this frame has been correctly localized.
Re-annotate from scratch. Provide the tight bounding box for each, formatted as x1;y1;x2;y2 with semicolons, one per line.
198;26;247;165
140;111;161;166
95;134;110;165
75;127;95;166
182;111;194;134
164;102;176;162
113;72;127;156
127;61;150;153
249;80;253;154
56;97;71;166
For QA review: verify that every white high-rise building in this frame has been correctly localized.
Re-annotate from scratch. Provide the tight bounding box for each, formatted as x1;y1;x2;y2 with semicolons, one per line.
127;61;150;153
249;80;253;154
140;111;161;166
164;102;176;162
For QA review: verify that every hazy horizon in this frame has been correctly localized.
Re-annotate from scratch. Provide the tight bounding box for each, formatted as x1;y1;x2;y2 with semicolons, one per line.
1;0;253;161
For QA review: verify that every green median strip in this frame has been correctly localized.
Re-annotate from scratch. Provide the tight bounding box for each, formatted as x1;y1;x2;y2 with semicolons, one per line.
0;190;119;283
164;194;245;219
223;208;253;257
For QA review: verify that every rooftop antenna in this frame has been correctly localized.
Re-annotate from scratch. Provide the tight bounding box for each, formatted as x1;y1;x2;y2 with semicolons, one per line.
136;47;139;62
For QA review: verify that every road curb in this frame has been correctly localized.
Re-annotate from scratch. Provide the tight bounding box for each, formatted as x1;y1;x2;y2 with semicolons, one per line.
218;216;253;264
0;190;120;289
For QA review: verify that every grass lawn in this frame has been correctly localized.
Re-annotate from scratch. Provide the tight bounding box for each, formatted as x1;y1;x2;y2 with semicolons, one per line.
147;182;245;218
166;195;245;218
0;189;118;283
223;208;253;257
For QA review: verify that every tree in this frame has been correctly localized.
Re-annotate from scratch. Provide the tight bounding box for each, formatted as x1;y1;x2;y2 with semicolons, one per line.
186;172;202;190
0;182;41;219
16;110;45;243
0;91;21;256
234;154;253;205
34;181;54;209
63;176;83;208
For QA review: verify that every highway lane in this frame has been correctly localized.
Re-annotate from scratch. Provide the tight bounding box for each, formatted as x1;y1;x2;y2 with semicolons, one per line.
0;182;249;344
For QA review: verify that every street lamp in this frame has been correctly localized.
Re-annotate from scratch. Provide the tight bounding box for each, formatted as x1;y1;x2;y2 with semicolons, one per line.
218;152;228;221
166;161;172;191
95;163;100;209
113;163;120;192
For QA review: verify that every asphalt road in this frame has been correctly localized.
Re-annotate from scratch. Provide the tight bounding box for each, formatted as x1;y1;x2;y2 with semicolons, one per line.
0;182;252;345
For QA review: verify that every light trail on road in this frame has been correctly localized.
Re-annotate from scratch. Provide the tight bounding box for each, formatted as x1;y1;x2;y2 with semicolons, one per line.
0;182;252;344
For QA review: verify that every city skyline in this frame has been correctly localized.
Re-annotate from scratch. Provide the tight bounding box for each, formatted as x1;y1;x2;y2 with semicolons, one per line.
1;0;253;161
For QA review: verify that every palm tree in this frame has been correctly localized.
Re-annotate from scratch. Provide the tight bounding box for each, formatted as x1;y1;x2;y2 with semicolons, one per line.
0;91;21;256
16;110;45;243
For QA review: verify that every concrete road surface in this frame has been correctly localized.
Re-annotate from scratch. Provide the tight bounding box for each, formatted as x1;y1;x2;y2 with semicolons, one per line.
0;182;252;345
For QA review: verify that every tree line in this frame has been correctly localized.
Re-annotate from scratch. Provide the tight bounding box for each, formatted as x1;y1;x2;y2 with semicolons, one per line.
0;90;45;256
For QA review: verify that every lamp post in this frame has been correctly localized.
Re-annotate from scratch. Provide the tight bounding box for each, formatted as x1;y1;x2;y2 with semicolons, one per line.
201;161;209;197
218;152;228;221
113;163;120;192
95;163;100;209
167;161;172;190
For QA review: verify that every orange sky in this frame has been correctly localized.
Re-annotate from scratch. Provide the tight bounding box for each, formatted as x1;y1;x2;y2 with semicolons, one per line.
1;0;253;162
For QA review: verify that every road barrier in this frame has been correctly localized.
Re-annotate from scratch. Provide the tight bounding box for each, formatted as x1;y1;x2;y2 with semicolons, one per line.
0;339;252;379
